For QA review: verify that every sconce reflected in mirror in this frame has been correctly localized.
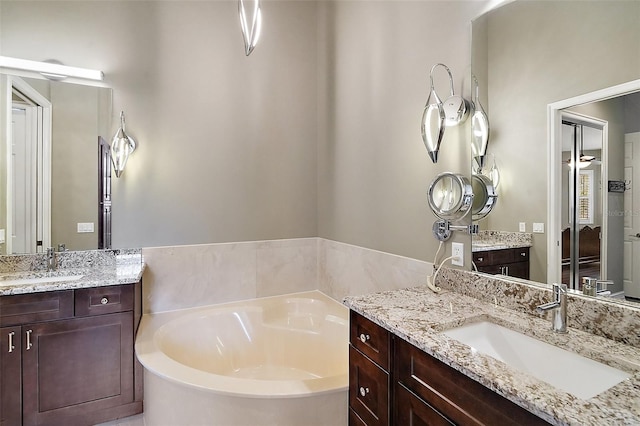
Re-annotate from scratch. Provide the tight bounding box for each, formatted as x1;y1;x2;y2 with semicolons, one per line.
110;111;136;178
471;76;490;171
239;0;262;56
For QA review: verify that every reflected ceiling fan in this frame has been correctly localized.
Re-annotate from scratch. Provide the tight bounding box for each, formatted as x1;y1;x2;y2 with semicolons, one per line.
563;121;601;168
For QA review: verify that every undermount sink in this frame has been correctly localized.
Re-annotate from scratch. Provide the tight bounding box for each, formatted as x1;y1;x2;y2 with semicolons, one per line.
0;274;84;287
443;321;631;400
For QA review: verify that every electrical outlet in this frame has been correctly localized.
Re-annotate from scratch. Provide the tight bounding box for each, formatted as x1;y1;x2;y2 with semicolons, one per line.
519;222;526;232
452;242;464;266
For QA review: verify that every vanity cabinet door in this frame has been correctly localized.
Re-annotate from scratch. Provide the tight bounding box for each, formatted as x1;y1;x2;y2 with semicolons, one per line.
395;382;453;426
0;326;21;426
21;312;134;426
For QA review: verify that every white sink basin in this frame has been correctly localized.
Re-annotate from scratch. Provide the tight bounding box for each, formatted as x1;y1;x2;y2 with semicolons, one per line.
443;321;631;400
0;274;84;287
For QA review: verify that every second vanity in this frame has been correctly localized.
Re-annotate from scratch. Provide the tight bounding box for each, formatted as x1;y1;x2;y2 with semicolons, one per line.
0;250;145;426
344;270;640;425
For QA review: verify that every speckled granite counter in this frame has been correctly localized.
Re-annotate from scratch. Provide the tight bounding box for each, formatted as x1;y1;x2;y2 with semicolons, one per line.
0;249;144;296
472;230;533;252
344;280;640;425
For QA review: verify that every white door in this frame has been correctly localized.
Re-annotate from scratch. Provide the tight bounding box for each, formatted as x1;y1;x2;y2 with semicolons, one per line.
624;132;640;298
10;104;38;254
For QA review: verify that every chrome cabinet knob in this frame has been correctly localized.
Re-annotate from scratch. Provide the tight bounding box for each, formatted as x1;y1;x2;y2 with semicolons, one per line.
100;297;109;305
359;333;370;343
359;386;370;397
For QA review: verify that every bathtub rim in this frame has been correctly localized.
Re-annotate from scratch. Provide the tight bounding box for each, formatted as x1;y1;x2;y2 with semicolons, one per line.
135;290;349;399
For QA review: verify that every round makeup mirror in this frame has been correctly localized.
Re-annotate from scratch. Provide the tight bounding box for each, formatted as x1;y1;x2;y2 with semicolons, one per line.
471;174;498;221
427;172;473;221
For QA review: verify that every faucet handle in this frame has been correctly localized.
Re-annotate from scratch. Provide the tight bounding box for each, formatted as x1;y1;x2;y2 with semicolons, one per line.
552;283;567;299
595;280;613;293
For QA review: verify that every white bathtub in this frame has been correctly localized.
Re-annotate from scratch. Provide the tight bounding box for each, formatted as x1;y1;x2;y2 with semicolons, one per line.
135;290;349;425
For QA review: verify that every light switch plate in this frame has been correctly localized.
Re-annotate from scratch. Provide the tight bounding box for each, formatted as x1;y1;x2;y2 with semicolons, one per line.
519;222;526;232
533;222;545;233
77;223;95;233
0;229;4;243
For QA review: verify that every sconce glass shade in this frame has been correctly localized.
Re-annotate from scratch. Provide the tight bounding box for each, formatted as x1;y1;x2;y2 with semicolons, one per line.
111;111;136;178
488;155;500;188
471;77;490;171
239;0;262;56
421;99;445;163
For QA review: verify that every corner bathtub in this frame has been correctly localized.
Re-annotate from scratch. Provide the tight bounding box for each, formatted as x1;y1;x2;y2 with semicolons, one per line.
135;290;349;425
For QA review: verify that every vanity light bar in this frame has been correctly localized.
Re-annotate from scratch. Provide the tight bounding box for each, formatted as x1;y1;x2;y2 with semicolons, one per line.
0;56;104;81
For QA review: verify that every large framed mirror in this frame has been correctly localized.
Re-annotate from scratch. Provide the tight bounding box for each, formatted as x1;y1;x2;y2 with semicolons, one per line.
0;73;112;254
471;0;640;304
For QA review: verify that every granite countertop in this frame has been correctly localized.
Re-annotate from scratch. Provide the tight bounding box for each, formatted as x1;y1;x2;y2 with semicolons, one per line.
472;241;532;252
0;249;145;296
472;230;533;252
344;286;640;426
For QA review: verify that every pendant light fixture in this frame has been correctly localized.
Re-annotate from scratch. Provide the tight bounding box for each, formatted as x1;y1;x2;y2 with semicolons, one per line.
110;111;136;178
239;0;262;56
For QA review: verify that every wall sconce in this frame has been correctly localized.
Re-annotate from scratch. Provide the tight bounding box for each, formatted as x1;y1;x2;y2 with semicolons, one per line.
0;56;104;81
239;0;262;56
421;64;471;163
110;111;136;178
471;76;490;172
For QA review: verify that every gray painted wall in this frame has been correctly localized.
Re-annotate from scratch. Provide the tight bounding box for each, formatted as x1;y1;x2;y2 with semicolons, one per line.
1;0;487;263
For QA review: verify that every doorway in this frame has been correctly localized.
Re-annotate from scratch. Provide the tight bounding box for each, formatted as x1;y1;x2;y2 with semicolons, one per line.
1;75;51;254
560;114;607;291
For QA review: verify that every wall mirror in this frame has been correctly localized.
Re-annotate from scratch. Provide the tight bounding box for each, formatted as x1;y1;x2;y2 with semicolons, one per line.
471;0;640;305
0;73;112;255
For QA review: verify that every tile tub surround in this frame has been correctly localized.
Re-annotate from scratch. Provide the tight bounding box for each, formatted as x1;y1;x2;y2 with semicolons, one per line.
0;249;144;295
472;230;533;251
344;285;640;425
141;238;434;314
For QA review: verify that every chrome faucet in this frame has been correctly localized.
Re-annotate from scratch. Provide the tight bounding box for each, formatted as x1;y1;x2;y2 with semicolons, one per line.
536;283;567;333
46;247;56;272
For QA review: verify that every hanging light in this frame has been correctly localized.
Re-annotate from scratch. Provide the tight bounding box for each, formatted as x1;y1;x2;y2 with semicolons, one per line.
239;0;262;56
110;111;136;178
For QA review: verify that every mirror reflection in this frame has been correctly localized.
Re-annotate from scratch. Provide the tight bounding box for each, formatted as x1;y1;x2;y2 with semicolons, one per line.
471;0;640;304
1;75;112;254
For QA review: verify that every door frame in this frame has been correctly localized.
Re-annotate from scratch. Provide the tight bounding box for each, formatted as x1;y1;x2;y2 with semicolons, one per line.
548;78;640;286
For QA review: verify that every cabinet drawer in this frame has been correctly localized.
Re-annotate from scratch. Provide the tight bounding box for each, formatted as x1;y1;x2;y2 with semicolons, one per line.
75;284;134;317
514;247;529;261
472;251;491;266
489;248;515;264
349;345;390;426
394;338;549;426
0;291;74;327
350;311;391;370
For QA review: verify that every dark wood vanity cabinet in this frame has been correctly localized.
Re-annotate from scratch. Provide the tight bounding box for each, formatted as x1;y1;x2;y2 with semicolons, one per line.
0;283;143;426
349;310;391;425
349;311;550;426
473;247;530;280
